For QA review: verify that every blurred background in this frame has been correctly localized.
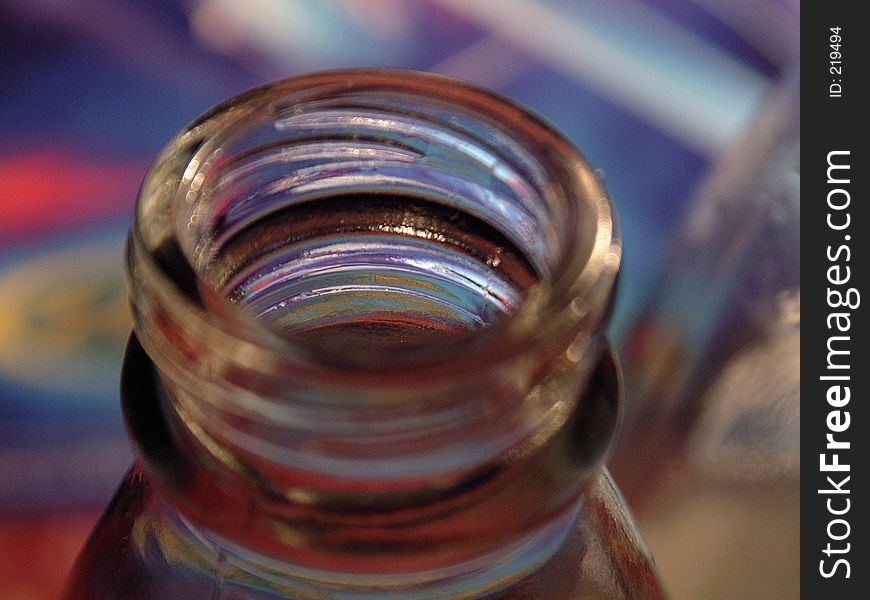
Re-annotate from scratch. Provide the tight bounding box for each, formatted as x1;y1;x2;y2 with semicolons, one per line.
0;1;799;598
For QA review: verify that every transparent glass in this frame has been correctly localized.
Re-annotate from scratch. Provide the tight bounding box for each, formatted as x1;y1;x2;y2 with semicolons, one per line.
65;69;664;599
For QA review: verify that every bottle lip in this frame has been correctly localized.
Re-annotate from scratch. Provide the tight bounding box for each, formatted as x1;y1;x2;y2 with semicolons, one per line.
128;68;620;389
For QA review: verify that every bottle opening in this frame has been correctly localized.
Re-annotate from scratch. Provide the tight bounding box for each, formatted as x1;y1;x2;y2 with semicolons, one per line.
220;192;538;351
132;70;618;379
124;69;624;579
165;81;581;369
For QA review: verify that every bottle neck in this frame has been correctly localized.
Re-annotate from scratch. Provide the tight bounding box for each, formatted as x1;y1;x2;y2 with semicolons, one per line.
122;70;622;585
122;334;620;593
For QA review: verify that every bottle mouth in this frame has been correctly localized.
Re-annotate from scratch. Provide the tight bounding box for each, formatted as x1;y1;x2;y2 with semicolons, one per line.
127;67;620;488
129;69;620;385
125;68;622;576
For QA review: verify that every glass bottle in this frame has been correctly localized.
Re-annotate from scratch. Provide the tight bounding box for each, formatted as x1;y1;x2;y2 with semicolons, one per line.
64;69;665;599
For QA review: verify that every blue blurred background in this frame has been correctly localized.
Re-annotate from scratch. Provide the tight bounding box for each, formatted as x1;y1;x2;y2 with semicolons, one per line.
0;1;799;597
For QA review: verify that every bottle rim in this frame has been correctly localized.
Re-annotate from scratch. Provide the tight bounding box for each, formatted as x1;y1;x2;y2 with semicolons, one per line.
127;68;620;390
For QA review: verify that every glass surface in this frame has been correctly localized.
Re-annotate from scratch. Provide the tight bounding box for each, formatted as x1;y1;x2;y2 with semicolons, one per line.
67;464;661;599
65;70;664;599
